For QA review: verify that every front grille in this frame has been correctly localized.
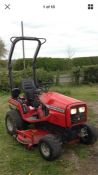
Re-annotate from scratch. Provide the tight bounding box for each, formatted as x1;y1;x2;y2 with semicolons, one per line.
71;113;86;124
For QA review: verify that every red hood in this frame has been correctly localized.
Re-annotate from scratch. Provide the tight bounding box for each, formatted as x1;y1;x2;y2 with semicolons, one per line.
40;92;83;110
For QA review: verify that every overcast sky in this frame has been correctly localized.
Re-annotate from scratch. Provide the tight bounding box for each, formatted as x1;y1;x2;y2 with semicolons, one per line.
0;0;98;59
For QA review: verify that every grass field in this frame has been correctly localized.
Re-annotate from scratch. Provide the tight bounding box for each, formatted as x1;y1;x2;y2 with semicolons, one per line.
0;85;98;175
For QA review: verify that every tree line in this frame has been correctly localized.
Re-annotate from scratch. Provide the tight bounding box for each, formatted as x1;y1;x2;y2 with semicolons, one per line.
1;56;98;71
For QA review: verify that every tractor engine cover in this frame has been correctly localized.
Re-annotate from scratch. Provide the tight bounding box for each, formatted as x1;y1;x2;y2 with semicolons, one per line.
39;92;87;128
40;92;82;112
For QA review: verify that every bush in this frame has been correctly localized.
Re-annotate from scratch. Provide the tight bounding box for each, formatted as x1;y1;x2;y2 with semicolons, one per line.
36;68;53;84
72;65;98;84
83;65;98;83
0;71;9;91
72;67;81;85
13;59;32;71
0;60;7;69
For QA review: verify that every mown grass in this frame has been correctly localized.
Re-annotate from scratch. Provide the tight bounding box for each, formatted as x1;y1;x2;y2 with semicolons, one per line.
0;84;98;175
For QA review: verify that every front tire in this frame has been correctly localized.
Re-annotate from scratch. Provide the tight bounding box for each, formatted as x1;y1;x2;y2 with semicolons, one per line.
80;124;98;144
39;134;62;161
5;110;25;136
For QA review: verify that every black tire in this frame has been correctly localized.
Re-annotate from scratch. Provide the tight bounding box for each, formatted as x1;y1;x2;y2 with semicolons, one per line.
80;124;98;145
5;109;26;136
39;134;62;161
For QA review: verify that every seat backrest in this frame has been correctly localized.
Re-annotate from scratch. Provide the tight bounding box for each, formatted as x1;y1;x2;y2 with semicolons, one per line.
22;78;36;106
22;78;36;90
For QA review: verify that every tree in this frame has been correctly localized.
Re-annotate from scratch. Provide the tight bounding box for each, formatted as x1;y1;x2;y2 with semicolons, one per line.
66;46;75;59
0;38;7;59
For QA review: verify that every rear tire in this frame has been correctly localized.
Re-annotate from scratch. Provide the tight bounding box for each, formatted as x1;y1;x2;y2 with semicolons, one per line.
5;109;26;136
80;124;98;144
39;134;62;161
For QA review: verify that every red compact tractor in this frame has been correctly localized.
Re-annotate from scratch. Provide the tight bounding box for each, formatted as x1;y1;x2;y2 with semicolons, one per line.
5;37;97;160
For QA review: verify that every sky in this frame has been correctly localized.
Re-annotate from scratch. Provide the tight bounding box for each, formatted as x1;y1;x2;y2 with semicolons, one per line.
0;0;98;59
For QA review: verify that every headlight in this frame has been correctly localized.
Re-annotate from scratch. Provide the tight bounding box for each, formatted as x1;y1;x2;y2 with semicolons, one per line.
71;108;77;115
79;107;85;113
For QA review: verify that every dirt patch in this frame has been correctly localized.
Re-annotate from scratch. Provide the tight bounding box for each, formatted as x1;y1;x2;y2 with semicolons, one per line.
78;142;98;175
65;143;98;175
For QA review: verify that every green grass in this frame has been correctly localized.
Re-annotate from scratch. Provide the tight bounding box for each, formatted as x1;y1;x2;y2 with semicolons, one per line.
0;84;98;175
50;84;98;101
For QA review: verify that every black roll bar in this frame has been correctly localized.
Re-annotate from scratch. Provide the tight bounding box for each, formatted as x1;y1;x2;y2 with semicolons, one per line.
8;36;46;92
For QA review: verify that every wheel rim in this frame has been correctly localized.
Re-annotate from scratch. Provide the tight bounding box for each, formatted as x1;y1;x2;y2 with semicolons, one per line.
80;127;89;141
7;117;13;132
40;143;50;157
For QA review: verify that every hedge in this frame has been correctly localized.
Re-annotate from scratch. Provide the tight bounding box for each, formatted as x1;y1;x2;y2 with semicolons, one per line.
72;56;98;67
13;57;72;71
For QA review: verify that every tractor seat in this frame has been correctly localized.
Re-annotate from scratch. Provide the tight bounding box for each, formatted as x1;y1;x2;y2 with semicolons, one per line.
21;78;39;107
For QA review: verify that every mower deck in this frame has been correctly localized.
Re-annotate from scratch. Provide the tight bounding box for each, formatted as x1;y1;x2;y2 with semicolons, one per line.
16;129;50;149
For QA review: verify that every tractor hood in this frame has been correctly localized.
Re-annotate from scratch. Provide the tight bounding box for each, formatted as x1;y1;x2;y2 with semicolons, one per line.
40;92;83;112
